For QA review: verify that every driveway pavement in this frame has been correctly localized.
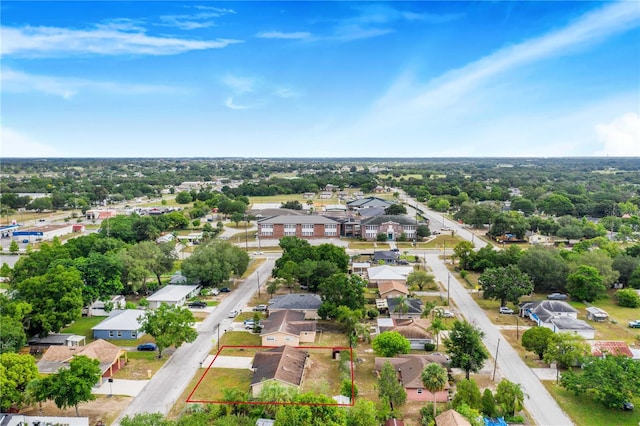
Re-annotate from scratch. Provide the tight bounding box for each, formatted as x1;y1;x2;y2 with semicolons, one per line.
201;355;254;369
93;379;149;397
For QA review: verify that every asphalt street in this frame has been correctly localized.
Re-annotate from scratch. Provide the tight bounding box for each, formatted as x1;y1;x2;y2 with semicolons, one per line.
426;255;574;426
113;259;275;425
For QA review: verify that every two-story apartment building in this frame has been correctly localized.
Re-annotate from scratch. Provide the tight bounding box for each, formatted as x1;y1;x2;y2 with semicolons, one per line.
257;215;341;239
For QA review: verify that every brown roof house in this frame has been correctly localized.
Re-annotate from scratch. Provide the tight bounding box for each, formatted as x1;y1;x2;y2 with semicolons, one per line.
375;355;450;402
37;339;127;385
377;318;434;350
435;409;472;426
260;310;317;347
250;346;308;397
378;281;410;299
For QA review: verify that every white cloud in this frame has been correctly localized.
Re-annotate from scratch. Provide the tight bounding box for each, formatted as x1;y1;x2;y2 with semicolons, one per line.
0;25;242;57
274;86;301;99
225;97;263;110
595;113;640;156
256;31;311;40
0;126;61;157
1;67;184;98
222;75;256;94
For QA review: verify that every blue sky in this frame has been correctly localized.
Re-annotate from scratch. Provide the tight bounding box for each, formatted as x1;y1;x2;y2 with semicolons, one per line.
2;1;639;158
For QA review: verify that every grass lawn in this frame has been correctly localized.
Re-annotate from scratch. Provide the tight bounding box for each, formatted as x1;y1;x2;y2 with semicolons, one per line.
215;331;261;354
114;350;167;380
61;316;107;342
569;296;640;342
543;381;640;426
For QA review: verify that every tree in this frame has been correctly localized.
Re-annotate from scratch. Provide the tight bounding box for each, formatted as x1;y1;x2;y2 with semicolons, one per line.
421;362;448;420
181;240;249;287
495;379;524;418
416;224;430;239
517;246;569;293
521;326;553;360
406;270;436;291
544;332;590;382
175;191;193;204
566;265;606;302
612;254;640;285
372;331;411;357
481;388;497;417
318;273;366;319
384;204;407;215
560;355;640;409
0;316;27;354
452;379;482;411
429;316;447;351
9;240;19;254
479;265;533;307
575;249;620;288
336;306;364;347
346;399;377;426
281;200;303;210
121;413;176;426
443;320;489;380
139;303;198;358
453;241;475;269
15;265;84;336
74;251;124;305
255;381;298;418
47;355;101;416
275;392;346;425
0;353;39;411
378;361;406;411
615;288;640;308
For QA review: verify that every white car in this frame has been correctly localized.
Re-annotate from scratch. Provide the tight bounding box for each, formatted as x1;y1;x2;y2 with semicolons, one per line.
228;310;239;318
499;306;514;314
435;308;454;318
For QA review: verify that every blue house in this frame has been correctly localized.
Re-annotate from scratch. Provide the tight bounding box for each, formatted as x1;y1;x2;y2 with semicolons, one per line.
92;309;146;340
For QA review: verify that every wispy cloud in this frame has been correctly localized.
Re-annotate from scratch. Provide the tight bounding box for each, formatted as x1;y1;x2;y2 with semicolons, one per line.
225;97;263;110
0;25;242;57
336;1;640;142
1;67;184;99
221;74;301;110
256;31;311;40
0;126;61;157
222;74;256;94
157;6;236;30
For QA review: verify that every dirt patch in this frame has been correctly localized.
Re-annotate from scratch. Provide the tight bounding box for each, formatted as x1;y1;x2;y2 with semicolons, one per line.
20;395;132;425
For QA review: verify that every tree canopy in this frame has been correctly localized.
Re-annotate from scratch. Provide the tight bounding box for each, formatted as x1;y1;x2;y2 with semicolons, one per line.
0;353;39;411
521;326;554;360
443;320;489;380
181;240;249;287
378;360;407;412
46;355;102;417
372;331;411;357
479;265;533;307
139;303;198;358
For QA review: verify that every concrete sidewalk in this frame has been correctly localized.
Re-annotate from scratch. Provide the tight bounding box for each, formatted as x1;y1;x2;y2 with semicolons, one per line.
93;379;149;397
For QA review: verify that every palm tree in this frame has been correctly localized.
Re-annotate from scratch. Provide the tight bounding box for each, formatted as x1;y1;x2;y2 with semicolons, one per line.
429;317;448;351
354;322;371;344
394;296;409;319
421;362;448;420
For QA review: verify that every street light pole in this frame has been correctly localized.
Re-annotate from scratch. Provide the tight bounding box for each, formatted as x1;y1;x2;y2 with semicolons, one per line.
492;338;501;381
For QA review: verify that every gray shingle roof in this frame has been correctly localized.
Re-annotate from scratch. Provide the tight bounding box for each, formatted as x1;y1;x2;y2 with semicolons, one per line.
91;309;145;331
269;294;322;310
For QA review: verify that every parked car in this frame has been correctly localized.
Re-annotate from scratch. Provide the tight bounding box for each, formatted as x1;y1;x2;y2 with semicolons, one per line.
244;320;263;330
253;251;264;255
628;320;640;328
547;293;569;300
499;306;514;314
188;300;207;308
253;304;268;312
137;343;157;351
210;288;220;296
22;239;29;244
623;402;634;411
220;287;231;293
434;308;454;318
228;310;239;318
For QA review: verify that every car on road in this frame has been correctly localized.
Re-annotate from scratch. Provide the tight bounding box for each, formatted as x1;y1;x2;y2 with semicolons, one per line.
628;320;640;328
434;308;454;318
547;293;569;300
137;343;157;351
499;306;514;314
220;287;231;293
253;304;268;312
188;300;207;308
22;239;29;244
228;310;239;318
253;251;264;255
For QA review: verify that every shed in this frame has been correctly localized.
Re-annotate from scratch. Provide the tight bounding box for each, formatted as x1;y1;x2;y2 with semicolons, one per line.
585;306;608;322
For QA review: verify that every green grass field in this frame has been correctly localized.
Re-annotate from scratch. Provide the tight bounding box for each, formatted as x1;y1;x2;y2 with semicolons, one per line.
61;316;106;342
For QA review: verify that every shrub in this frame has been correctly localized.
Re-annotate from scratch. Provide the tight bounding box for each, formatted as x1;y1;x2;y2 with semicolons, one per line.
460;270;468;279
139;298;149;308
424;342;436;352
616;288;640;308
367;308;379;320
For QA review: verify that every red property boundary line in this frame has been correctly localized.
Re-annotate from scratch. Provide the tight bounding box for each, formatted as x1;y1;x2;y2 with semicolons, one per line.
186;345;355;407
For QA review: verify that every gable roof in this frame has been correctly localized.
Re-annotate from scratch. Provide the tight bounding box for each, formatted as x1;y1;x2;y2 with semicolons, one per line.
387;297;423;315
521;300;578;322
590;341;634;358
378;281;409;296
91;309;145;331
147;284;199;303
373;251;400;262
261;310;316;336
37;339;123;375
368;265;413;280
391;324;433;340
361;215;416;226
375;355;450;389
435;409;471;426
269;294;322;310
251;346;307;387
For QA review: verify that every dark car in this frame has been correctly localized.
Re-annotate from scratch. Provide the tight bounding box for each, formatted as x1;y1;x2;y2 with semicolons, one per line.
220;287;231;292
137;343;157;351
188;301;207;308
547;293;569;300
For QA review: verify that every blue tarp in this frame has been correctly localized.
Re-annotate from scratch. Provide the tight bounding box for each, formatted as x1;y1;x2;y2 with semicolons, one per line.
484;417;508;426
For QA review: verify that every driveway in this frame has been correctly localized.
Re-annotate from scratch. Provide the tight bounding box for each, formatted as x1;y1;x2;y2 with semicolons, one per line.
201;355;253;369
93;379;149;397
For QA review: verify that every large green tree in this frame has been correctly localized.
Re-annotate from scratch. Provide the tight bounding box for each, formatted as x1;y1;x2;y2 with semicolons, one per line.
46;355;102;417
517;246;569;293
0;353;39;411
318;273;366;319
495;379;524;418
560;355;640;409
544;332;590;382
479;265;533;307
372;331;411;357
275;392;347;425
452;378;482;411
566;265;606;302
15;264;84;336
443;320;489;380
346;399;377;426
421;362;449;420
521;326;554;360
378;361;407;412
406;270;436;291
139;303;198;358
181;240;249;288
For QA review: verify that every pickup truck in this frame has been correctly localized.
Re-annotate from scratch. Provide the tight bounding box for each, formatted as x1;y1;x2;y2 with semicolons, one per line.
628;320;640;328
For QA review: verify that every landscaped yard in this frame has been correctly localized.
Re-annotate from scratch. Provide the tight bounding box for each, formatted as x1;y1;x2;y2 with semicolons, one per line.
61;316;106;342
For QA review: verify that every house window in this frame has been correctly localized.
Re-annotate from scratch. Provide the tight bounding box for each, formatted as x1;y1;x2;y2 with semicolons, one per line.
285;336;293;341
417;389;423;394
117;331;122;337
261;224;273;236
324;224;337;236
266;336;276;341
284;224;297;236
109;331;114;338
302;224;314;236
131;331;137;338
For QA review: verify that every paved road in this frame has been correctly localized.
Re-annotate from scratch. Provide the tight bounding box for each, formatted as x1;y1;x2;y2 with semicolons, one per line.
114;259;275;424
426;255;573;426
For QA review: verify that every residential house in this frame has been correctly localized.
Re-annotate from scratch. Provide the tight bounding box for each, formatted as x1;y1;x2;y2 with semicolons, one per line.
585;306;608;322
350;262;370;277
589;341;635;359
435;409;472;426
250;346;308;396
372;250;401;265
27;333;86;355
0;414;89;426
521;300;595;338
92;309;146;340
377;318;434;350
260;310;317;346
82;295;126;317
257;215;341;239
367;265;413;284
360;215;417;241
387;297;423;319
378;281;410;299
146;284;200;309
268;294;322;319
375;355;450;402
36;339;127;386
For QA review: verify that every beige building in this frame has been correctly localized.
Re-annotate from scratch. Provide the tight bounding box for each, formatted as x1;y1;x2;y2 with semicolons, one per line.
260;310;316;346
250;346;308;396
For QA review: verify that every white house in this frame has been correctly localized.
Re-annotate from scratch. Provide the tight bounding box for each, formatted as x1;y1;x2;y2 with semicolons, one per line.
146;284;200;309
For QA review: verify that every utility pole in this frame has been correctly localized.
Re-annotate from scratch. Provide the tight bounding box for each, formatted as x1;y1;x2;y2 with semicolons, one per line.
257;270;261;297
447;273;451;305
492;338;501;381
